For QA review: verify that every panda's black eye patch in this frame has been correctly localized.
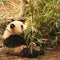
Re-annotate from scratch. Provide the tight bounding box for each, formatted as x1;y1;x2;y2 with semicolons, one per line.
10;24;15;29
21;25;23;29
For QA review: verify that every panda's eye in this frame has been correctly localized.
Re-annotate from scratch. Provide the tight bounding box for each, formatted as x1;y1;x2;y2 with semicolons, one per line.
21;25;23;29
10;24;15;29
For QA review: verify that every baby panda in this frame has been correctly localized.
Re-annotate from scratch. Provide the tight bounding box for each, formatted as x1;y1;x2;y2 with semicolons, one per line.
2;20;44;58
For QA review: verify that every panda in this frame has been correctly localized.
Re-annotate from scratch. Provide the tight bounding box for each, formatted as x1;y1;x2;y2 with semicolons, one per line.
2;20;44;58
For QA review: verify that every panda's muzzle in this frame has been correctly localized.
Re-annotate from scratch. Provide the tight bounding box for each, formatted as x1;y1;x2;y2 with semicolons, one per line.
10;24;15;29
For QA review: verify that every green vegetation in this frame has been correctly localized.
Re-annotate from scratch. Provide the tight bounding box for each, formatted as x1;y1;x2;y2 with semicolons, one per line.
0;0;60;49
25;0;60;49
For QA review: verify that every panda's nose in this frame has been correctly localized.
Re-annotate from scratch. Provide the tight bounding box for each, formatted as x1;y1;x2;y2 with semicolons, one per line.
10;24;15;29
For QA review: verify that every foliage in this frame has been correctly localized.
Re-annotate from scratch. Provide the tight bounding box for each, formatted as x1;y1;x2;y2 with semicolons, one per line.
0;0;60;49
24;0;60;48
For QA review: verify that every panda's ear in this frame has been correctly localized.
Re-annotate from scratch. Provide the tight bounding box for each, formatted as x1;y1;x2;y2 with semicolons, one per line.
18;19;26;23
11;19;15;22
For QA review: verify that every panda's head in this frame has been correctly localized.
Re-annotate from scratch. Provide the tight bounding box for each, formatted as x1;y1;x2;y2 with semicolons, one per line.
8;21;24;34
2;20;27;39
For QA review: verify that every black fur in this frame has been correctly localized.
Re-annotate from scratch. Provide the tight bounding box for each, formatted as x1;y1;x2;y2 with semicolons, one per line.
3;35;25;48
21;48;44;58
10;24;15;29
3;35;44;57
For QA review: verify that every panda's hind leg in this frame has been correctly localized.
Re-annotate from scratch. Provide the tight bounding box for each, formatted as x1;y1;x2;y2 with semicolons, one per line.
38;49;44;55
21;48;44;58
21;48;33;58
30;49;44;58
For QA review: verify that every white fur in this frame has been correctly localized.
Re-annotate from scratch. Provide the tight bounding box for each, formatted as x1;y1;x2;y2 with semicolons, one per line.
4;45;27;55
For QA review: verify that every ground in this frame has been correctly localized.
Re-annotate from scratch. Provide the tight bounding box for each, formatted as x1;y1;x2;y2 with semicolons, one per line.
0;43;60;60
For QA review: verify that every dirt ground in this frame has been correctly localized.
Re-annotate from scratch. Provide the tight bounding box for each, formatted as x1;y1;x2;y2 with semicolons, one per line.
0;45;60;60
40;48;60;60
